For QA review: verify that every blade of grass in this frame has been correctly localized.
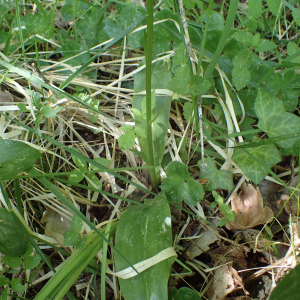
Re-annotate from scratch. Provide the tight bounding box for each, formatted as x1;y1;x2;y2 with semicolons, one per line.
101;221;112;300
204;0;239;80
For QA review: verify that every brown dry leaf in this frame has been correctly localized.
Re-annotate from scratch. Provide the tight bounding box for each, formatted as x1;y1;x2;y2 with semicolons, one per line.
226;183;274;230
206;265;248;300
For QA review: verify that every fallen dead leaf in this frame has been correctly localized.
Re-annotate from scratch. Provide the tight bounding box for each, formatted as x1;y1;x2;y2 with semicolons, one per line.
206;265;248;300
226;183;274;230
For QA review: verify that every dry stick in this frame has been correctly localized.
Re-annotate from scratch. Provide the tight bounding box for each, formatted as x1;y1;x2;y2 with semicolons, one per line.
178;0;206;171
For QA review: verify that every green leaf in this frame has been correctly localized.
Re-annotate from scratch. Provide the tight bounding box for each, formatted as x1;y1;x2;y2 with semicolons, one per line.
0;139;41;180
269;264;300;300
0;277;10;286
183;102;193;121
61;40;90;66
118;130;135;151
248;0;263;19
25;14;49;34
190;75;211;96
254;39;277;52
218;217;228;227
71;214;83;232
0;208;27;256
115;197;175;300
233;31;253;47
199;157;233;191
173;43;188;66
40;104;63;119
219;203;235;221
71;149;87;171
169;287;201;300
233;49;252;69
254;89;300;148
2;256;22;268
63;230;81;247
23;254;41;270
160;161;204;205
287;41;300;64
11;278;24;292
232;67;251;90
68;170;84;183
61;3;75;22
232;145;281;184
266;0;281;15
168;65;190;95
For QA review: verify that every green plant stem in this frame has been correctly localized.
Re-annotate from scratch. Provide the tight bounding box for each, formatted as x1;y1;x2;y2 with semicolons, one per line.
145;0;157;188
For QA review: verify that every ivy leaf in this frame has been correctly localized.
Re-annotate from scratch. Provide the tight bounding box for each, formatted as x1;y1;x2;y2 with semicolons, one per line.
199;157;233;191
254;89;300;148
160;161;204;205
167;65;190;95
232;145;281;184
190;75;211;96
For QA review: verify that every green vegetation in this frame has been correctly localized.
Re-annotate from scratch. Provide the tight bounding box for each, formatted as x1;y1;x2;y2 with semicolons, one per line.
0;0;300;299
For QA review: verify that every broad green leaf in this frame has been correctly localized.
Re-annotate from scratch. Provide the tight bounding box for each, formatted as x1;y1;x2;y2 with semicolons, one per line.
287;42;300;63
248;0;263;19
199;157;233;191
70;214;83;232
168;65;190;95
25;14;49;34
292;9;300;26
40;104;63;119
0;208;27;256
183;102;193;121
115;197;175;300
0;139;41;180
173;43;188;66
160;161;204;205
169;287;201;300
23;254;41;270
68;170;84;184
71;149;87;171
0;277;10;286
118;130;135;151
282;70;300;89
232;67;251;90
266;0;281;15
233;31;253;47
269;264;300;300
63;230;81;247
2;256;22;268
254;89;300;148
263;72;281;96
232;49;252;69
61;40;90;66
190;75;211;96
0;286;8;300
254;39;277;52
281;89;299;111
61;3;75;22
232;145;281;184
11;278;24;292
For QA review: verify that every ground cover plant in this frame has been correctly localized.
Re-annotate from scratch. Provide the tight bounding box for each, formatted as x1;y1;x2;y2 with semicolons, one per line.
1;0;300;299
